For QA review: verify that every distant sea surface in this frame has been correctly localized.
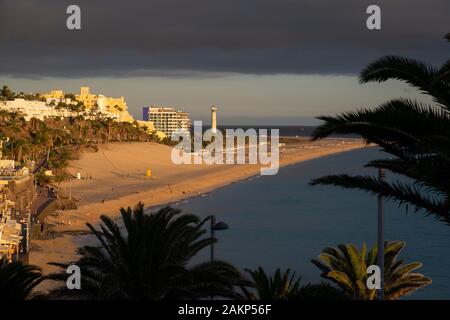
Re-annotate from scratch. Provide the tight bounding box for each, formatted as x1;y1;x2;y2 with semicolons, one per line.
171;147;450;300
199;125;359;138
217;125;316;137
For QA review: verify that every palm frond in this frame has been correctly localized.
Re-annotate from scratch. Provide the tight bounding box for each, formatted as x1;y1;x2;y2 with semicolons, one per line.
311;174;449;222
312;241;431;300
312;99;450;141
48;203;248;300
0;259;45;300
359;56;450;106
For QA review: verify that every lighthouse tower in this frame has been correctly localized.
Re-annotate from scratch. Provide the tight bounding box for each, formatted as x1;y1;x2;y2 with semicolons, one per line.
211;106;218;134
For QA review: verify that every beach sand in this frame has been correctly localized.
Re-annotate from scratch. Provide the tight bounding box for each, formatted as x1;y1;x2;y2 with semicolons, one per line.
29;138;366;293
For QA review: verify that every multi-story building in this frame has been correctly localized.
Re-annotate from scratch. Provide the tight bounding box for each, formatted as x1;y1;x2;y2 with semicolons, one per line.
40;86;142;123
40;90;74;105
0;195;23;262
1;88;157;134
0;158;34;261
143;106;191;137
0;160;35;213
75;87;134;122
0;99;77;121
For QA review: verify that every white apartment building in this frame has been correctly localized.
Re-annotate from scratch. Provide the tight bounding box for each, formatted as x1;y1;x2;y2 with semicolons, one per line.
144;106;191;137
96;95;120;120
0;99;77;121
0;98;125;122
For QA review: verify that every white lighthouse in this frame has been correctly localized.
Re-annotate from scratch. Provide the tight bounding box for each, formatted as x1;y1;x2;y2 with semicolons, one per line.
211;106;218;134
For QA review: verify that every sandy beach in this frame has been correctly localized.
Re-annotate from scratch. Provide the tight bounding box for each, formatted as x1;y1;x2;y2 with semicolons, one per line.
29;138;366;293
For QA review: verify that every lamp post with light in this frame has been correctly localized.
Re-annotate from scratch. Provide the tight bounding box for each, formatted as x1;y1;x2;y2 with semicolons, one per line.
203;215;229;262
377;168;386;300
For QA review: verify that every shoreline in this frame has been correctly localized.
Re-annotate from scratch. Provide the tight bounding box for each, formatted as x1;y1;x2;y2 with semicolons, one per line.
151;144;366;211
55;139;368;232
29;138;368;293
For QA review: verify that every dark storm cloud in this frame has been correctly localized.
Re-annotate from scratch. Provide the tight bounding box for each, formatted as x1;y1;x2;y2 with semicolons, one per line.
0;0;448;78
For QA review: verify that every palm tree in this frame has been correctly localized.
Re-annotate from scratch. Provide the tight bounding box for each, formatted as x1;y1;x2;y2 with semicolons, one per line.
113;104;123;120
311;241;431;300
242;266;347;300
1;85;15;100
49;203;249;299
13;138;31;163
242;267;302;300
89;103;100;120
0;258;45;300
310;34;450;223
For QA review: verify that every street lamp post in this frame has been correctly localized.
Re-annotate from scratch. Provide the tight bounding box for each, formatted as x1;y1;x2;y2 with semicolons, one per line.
377;168;386;300
205;215;229;262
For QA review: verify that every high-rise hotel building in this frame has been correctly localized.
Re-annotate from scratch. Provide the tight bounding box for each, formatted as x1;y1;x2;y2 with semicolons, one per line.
143;106;191;137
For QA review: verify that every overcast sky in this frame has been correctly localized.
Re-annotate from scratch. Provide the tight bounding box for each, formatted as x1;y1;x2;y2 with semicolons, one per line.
0;0;449;124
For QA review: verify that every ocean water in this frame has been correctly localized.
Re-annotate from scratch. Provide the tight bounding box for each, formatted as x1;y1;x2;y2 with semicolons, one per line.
171;147;450;299
209;125;358;138
216;125;317;137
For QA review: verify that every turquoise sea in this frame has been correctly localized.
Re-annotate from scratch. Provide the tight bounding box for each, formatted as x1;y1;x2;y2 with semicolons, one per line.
172;147;450;299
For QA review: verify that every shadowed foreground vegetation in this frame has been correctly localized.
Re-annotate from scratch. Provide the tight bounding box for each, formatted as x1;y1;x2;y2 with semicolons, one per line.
0;203;432;300
312;241;431;300
37;203;428;300
0;258;44;300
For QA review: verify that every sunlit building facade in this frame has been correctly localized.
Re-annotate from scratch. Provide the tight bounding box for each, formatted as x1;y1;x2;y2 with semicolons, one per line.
143;106;191;137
